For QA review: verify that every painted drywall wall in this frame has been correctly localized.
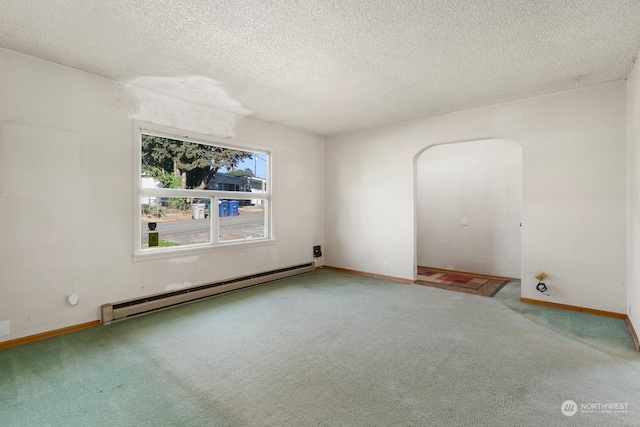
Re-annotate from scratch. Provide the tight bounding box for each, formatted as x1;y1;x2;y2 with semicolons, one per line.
325;82;627;313
0;48;324;342
628;57;640;331
416;139;521;278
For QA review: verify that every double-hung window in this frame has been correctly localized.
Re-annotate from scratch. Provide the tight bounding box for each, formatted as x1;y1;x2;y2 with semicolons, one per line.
134;122;271;258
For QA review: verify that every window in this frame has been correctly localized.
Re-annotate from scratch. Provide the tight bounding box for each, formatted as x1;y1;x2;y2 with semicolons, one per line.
134;122;271;258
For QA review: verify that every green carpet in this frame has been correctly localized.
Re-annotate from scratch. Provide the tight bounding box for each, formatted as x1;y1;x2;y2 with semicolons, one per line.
1;269;638;426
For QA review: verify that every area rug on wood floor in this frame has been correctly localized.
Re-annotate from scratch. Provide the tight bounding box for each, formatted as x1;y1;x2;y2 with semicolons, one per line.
416;267;512;297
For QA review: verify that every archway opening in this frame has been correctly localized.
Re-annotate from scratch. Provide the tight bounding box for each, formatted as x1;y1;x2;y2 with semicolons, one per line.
415;139;522;282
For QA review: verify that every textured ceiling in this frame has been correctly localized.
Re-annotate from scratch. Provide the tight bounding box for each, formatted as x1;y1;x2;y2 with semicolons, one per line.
1;0;640;136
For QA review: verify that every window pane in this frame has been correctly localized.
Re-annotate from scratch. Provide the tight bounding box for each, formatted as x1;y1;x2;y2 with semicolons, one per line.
141;197;211;249
141;134;266;190
219;200;267;242
136;125;271;256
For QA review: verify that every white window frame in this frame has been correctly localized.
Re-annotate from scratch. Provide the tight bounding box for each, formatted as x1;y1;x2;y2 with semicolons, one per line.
133;121;274;261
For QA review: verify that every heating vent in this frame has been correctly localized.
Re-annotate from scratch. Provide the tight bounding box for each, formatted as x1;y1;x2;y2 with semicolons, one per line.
101;262;314;324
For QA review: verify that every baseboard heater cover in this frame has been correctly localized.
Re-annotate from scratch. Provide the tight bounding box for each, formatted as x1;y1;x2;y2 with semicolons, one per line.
101;262;314;324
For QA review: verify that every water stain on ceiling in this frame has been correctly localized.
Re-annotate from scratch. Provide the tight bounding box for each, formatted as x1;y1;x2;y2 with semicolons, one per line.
127;76;251;116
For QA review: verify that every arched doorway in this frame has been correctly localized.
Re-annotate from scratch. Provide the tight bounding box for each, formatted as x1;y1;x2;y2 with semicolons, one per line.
415;139;522;279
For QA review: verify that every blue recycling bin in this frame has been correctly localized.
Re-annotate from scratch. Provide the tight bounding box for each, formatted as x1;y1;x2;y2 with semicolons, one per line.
228;200;239;216
218;201;229;217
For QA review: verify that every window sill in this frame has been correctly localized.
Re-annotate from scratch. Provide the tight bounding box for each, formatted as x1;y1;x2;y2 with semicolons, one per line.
132;238;276;263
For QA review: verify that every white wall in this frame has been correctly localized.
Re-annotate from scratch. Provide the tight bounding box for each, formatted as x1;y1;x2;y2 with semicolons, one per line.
628;57;640;330
0;48;324;342
326;82;628;313
416;139;521;278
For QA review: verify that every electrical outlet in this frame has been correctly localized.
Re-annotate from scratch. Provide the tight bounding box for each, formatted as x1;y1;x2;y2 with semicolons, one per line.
384;262;389;270
0;321;9;337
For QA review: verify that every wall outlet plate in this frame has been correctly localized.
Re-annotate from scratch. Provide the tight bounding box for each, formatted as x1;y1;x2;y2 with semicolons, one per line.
313;245;322;258
535;272;548;281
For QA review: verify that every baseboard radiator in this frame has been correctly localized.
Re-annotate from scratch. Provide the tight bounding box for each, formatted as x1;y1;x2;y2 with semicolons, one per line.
101;262;314;325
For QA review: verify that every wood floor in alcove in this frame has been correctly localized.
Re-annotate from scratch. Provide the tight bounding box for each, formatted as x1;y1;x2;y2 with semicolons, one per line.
416;267;515;297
